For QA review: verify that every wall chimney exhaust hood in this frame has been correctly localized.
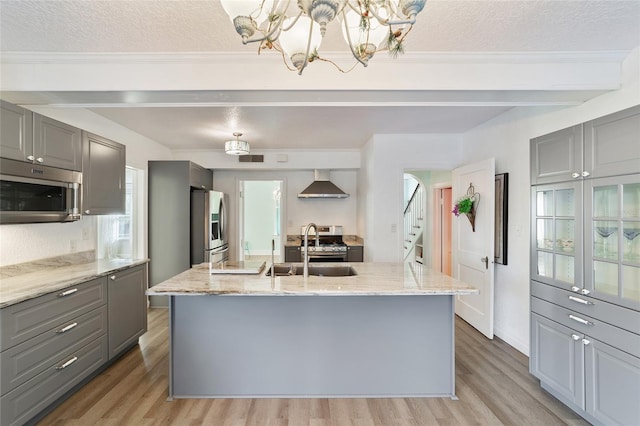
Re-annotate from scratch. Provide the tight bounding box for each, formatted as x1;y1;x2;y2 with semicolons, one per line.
298;170;349;199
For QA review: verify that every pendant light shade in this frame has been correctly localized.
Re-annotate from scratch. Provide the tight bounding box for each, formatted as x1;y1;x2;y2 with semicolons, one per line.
225;132;250;155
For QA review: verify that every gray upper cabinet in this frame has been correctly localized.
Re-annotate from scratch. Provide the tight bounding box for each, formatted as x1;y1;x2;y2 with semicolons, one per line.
33;114;82;171
0;100;81;171
0;100;33;162
531;106;640;185
531;125;582;185
189;162;213;190
82;132;125;215
584;105;640;179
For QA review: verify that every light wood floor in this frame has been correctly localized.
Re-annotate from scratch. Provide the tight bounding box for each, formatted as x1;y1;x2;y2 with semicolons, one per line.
38;308;590;426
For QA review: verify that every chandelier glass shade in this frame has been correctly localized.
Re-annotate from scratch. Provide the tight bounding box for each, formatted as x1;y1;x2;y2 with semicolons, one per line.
220;0;427;74
225;132;251;155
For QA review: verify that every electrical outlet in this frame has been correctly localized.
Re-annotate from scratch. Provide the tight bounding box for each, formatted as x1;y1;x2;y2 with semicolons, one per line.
70;240;77;252
82;227;90;240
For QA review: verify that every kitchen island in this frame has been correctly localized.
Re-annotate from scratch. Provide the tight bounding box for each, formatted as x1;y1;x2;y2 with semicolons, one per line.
147;262;477;399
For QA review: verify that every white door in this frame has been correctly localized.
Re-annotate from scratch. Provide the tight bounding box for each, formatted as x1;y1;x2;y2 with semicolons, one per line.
452;158;495;339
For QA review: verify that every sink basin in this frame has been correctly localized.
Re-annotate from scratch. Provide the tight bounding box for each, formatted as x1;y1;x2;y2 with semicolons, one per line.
265;264;357;277
264;263;297;276
306;265;358;277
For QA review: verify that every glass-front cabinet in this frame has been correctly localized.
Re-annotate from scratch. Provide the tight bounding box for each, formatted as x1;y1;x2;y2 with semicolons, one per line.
531;182;583;290
584;174;640;310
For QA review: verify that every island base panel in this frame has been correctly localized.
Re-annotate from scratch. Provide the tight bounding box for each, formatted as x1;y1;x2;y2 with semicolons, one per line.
171;295;455;398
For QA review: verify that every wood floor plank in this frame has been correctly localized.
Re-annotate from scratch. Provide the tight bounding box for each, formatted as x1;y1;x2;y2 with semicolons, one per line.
36;308;589;426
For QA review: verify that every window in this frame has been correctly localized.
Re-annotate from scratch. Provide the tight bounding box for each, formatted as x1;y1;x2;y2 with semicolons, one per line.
98;167;141;259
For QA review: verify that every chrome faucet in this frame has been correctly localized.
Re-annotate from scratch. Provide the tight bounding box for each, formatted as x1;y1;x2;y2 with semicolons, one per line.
303;223;319;277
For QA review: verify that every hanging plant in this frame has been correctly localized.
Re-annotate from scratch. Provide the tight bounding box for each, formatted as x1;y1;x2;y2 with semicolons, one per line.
453;183;480;232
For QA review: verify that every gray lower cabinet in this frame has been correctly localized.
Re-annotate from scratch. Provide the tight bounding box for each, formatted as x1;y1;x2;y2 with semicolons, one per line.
346;246;364;262
530;105;640;185
531;310;640;426
82;132;126;215
107;264;148;359
0;263;147;425
284;246;301;263
0;100;82;171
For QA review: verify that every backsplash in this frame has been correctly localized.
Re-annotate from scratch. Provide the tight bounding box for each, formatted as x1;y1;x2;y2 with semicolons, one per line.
0;217;96;267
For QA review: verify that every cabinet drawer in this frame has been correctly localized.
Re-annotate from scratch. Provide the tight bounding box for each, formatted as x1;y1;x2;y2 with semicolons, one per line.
532;296;640;358
531;280;640;335
0;335;108;426
1;305;107;395
0;278;106;350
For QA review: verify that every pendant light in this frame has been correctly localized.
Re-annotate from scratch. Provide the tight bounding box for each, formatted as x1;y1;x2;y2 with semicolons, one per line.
225;132;250;155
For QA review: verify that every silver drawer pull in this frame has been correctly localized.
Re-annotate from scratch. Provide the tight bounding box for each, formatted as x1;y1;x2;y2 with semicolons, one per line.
580;289;591;295
568;296;594;305
110;275;116;280
58;288;78;297
56;322;78;334
56;356;78;370
582;338;591;345
569;314;594;326
571;334;581;341
571;286;580;293
571;172;580;179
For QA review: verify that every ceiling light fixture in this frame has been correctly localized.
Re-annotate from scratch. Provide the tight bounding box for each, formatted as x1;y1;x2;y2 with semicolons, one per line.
225;132;251;155
220;0;426;75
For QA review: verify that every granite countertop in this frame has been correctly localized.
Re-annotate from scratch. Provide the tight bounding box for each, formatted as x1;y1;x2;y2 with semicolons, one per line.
0;254;149;308
146;262;477;297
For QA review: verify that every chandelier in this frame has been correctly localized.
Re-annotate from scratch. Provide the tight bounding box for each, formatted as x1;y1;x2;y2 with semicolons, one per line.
220;0;427;74
225;132;251;155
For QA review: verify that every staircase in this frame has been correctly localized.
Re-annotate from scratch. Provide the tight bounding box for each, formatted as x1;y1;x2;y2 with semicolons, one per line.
403;183;425;261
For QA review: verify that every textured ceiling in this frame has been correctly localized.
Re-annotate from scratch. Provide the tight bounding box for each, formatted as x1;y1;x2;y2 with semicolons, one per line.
1;1;639;53
1;1;639;150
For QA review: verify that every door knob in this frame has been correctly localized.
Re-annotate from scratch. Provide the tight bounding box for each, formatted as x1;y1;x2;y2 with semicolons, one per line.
481;256;489;269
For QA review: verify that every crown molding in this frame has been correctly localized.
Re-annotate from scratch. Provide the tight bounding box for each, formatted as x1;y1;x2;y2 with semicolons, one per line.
0;50;631;65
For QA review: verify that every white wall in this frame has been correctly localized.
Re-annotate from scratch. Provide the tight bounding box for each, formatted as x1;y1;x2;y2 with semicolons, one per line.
212;169;358;261
0;107;172;266
459;49;640;355
359;134;463;262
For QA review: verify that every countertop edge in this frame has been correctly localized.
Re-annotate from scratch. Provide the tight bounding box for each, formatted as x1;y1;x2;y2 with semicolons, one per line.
0;258;150;308
146;289;479;297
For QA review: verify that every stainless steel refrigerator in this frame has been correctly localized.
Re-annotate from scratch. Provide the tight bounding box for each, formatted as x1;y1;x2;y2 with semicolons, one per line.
190;190;229;265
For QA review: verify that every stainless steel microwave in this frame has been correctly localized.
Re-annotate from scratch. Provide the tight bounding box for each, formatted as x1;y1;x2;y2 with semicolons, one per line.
0;158;82;224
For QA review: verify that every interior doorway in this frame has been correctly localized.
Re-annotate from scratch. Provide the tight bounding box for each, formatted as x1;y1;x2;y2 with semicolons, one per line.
239;180;284;263
433;186;453;276
403;170;452;269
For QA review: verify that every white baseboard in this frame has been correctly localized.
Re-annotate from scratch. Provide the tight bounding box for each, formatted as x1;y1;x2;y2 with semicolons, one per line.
494;322;529;356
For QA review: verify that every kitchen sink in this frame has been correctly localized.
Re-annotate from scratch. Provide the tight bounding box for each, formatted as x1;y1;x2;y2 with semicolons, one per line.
265;264;357;277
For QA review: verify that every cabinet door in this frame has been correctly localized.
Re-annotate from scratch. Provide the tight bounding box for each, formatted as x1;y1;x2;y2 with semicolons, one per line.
584;174;640;310
346;246;364;262
584;338;640;426
82;132;125;215
0;100;33;162
584;105;640;179
531;125;583;185
284;246;301;263
33;114;82;170
107;265;147;359
189;162;212;190
531;182;583;291
530;313;585;409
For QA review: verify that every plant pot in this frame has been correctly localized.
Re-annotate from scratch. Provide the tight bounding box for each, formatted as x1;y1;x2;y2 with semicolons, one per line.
465;207;476;232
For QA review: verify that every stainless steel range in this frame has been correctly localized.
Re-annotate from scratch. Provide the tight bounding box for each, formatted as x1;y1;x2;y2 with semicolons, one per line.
300;225;347;262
